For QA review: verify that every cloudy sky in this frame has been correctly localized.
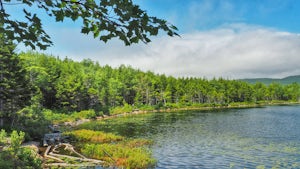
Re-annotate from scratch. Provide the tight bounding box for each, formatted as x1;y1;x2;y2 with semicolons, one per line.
9;0;300;79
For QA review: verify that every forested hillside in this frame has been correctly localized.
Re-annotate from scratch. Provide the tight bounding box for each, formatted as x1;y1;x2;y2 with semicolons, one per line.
240;75;300;85
18;52;300;114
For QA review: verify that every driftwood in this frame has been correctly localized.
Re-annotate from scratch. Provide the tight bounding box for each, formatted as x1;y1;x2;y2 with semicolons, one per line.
44;146;64;163
44;143;104;167
44;163;100;167
61;143;86;158
49;152;104;163
42;125;105;167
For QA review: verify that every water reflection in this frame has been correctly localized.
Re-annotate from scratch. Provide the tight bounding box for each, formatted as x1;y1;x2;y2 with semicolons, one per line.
79;105;300;168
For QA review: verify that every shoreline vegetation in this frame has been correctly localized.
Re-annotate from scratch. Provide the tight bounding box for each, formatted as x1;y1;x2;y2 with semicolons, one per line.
47;100;300;126
2;100;299;168
40;101;300;168
1;51;300;168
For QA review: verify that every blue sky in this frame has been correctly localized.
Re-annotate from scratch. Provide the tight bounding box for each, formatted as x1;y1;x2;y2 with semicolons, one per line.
6;0;300;79
136;0;300;33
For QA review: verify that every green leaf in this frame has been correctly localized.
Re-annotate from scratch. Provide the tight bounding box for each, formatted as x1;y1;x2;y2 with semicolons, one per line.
130;36;139;43
45;0;53;6
81;27;90;34
54;10;64;22
2;0;179;49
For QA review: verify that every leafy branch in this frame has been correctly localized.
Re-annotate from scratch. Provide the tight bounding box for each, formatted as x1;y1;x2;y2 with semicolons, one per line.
0;0;179;50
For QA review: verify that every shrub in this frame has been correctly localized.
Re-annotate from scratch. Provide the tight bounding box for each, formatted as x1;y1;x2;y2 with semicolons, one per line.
0;129;7;145
0;130;42;169
138;105;155;111
43;109;97;124
110;103;134;115
71;110;97;120
15;107;50;140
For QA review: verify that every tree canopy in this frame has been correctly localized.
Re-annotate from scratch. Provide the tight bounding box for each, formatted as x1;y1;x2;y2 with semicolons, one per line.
0;31;33;121
0;0;179;50
19;52;300;114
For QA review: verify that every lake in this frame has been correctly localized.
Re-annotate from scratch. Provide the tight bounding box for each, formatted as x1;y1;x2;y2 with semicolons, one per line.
80;105;300;168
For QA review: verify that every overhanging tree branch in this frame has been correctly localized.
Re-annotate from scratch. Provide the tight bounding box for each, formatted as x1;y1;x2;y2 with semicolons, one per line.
0;0;179;50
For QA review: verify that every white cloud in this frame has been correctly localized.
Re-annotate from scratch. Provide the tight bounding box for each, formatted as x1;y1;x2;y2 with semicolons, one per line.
30;24;300;79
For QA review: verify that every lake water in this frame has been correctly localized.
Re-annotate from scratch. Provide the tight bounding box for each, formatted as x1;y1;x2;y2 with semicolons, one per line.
81;105;300;168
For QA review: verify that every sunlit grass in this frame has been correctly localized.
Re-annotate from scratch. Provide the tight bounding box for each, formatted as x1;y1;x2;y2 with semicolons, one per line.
64;129;156;169
43;109;97;124
64;129;124;143
81;143;156;169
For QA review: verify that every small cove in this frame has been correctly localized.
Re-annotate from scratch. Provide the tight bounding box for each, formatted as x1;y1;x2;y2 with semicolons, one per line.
79;105;300;168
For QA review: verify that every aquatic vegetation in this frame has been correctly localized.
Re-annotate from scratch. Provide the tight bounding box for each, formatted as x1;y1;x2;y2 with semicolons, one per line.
64;129;156;168
256;165;265;169
64;129;124;143
123;139;154;148
81;143;156;169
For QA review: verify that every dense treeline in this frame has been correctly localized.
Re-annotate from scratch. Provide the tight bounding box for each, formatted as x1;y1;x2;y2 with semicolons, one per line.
17;52;300;114
1;49;300;168
2;49;300;132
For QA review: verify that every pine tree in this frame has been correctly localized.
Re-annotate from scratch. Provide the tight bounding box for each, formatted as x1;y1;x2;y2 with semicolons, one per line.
0;31;32;127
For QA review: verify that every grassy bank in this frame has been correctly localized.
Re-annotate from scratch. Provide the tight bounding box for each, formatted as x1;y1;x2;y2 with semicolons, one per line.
39;101;300;168
42;101;300;125
107;100;300;118
64;129;156;169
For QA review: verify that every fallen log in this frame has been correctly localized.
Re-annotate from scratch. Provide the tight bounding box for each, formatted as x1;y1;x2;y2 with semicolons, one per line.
45;143;104;167
61;143;86;158
44;146;64;163
49;152;103;164
44;163;98;167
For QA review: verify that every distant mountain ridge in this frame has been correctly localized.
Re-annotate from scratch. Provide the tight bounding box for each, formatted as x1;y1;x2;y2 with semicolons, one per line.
240;75;300;85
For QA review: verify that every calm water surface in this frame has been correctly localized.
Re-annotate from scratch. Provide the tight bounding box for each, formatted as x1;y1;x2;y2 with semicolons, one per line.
80;105;300;168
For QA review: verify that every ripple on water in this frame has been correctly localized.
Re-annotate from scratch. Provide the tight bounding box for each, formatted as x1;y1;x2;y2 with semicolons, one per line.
149;106;300;168
80;106;300;169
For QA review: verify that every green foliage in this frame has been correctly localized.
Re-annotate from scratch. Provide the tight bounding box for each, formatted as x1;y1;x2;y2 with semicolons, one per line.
0;50;299;136
9;130;25;154
110;102;134;115
0;0;178;50
42;109;69;123
241;75;300;85
138;105;156;111
72;109;97;119
65;129;124;143
14;147;43;169
14;52;300;122
0;33;33;126
82;143;156;169
43;109;97;124
0;130;42;169
2;50;300;141
64;129;155;168
0;129;7;145
14;106;50;140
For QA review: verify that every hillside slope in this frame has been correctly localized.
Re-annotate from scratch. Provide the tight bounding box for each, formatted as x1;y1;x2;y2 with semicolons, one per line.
240;75;300;85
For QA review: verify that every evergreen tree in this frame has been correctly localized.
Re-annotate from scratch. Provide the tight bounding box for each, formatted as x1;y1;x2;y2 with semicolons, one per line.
0;31;32;127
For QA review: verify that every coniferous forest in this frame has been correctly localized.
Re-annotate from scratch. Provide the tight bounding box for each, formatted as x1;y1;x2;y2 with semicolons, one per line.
1;49;300;136
1;43;300;169
19;52;300;111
